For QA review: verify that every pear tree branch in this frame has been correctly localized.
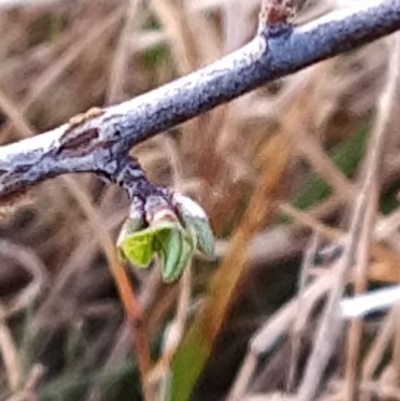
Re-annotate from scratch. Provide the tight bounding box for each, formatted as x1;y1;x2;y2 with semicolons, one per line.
0;0;399;200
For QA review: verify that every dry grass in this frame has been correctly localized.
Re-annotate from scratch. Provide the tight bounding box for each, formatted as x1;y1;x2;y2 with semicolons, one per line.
0;0;399;400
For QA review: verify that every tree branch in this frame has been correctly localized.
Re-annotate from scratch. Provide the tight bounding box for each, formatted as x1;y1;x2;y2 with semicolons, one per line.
0;0;399;200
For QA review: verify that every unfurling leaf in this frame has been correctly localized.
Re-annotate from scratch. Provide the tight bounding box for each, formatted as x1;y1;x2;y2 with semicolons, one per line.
172;193;215;258
119;229;154;268
117;192;215;283
118;222;174;268
183;215;214;258
155;227;193;282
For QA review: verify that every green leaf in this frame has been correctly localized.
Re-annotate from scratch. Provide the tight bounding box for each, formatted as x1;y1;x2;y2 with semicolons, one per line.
118;220;175;268
155;226;194;283
119;230;155;268
118;217;195;282
155;228;182;281
172;194;215;259
184;216;214;258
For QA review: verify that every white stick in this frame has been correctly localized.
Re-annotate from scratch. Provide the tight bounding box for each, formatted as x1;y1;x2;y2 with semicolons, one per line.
341;285;400;319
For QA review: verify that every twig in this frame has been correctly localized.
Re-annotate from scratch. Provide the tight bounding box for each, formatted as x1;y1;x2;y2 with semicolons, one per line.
0;0;399;201
119;265;153;401
86;270;163;401
391;305;400;384
0;301;20;392
279;203;400;279
362;310;395;379
341;286;400;319
227;271;334;400
344;32;400;401
296;96;385;401
106;0;144;104
4;364;45;401
147;264;192;394
287;233;320;392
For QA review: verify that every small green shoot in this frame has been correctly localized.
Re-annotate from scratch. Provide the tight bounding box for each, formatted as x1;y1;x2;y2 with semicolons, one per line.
117;194;214;283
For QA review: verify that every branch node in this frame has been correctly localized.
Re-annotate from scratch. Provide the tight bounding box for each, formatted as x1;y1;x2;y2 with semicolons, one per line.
258;0;297;34
110;156;165;200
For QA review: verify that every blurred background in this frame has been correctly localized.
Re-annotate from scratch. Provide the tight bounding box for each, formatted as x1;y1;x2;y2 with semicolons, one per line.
0;0;400;400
